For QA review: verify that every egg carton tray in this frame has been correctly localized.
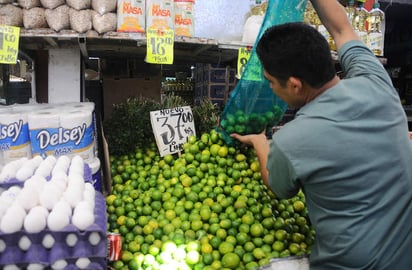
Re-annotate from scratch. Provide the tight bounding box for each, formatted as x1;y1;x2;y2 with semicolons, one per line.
0;164;93;190
0;192;107;267
1;257;106;270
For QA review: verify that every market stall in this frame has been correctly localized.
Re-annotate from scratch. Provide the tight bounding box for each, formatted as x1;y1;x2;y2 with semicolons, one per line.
1;0;410;269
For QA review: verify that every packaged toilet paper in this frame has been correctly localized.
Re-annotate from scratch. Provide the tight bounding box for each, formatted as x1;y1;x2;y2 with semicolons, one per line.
59;109;95;163
27;103;96;163
0;107;33;165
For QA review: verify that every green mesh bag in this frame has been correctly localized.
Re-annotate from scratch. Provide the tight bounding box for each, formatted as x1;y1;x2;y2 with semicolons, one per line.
218;0;306;144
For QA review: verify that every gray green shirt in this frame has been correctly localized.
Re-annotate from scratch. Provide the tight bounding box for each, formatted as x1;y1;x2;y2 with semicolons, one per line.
267;40;412;269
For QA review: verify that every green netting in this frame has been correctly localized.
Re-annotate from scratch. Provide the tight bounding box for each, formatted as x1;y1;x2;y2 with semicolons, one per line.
218;0;307;144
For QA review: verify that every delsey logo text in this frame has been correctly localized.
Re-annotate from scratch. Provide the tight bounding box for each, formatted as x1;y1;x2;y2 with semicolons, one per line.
0;120;23;142
37;124;86;150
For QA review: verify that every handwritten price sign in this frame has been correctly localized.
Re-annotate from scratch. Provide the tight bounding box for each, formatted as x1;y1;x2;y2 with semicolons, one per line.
146;29;174;64
0;25;20;64
237;47;251;79
150;106;196;156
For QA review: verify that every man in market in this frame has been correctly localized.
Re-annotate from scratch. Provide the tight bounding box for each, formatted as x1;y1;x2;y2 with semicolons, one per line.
230;0;412;269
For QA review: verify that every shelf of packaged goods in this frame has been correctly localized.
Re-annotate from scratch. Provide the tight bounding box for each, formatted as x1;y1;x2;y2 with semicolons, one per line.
18;29;241;64
18;30;387;65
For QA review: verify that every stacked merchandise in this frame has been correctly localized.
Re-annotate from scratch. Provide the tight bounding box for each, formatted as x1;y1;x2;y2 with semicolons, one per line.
0;102;102;191
0;0;195;36
304;0;385;56
0;155;107;269
117;0;195;36
0;0;118;34
194;64;237;109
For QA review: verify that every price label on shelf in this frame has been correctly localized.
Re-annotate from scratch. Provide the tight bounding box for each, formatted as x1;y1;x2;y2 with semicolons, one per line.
0;25;20;64
146;28;174;64
237;47;252;79
150;106;196;156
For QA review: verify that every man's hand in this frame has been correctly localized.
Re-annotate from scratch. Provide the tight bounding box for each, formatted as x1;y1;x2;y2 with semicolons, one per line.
230;129;267;148
230;130;270;187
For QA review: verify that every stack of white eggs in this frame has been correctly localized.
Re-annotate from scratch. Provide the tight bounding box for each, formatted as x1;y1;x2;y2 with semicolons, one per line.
0;155;96;234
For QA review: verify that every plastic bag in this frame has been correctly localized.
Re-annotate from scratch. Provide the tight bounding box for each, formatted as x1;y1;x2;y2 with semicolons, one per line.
218;0;306;144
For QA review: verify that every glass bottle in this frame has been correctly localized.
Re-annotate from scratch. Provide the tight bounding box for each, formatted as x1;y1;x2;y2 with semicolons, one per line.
367;1;385;56
353;1;369;45
345;0;356;24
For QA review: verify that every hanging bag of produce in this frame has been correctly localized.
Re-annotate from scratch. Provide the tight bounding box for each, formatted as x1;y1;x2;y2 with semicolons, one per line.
218;0;306;144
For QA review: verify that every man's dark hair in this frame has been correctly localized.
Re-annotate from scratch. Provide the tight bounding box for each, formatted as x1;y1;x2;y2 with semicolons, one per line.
256;22;336;88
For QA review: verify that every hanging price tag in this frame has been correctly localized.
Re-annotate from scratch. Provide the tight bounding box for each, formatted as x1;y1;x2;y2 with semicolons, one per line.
150;106;196;157
0;25;20;64
146;28;174;64
237;47;251;79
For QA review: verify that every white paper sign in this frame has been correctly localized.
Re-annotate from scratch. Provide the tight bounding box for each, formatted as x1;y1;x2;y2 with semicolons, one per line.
150;106;196;156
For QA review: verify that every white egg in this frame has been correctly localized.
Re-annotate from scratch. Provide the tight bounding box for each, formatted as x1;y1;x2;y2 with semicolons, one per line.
39;182;63;210
0;191;19;206
66;233;78;247
18;235;32;251
31;156;44;167
57;155;71;166
74;200;94;215
0;197;12;210
71;155;84;167
88;232;101;246
49;178;67;193
42;233;55;249
30;205;49;218
0;163;18;181
50;170;68;182
69;156;85;177
52;199;72;217
72;210;94;231
0;239;5;252
68;158;85;175
24;175;47;193
0;206;6;220
15;187;39;211
54;156;71;172
5;186;22;199
47;211;70;231
51;165;68;178
0;204;26;233
3;265;20;270
24;207;47;233
27;264;45;270
51;260;68;270
84;182;95;197
67;173;85;192
44;155;57;167
34;162;53;178
15;166;35;182
64;185;83;208
75;258;91;269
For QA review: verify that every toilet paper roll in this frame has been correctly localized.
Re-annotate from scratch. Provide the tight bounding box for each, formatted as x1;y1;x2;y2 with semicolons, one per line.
12;103;50;114
59;110;95;162
28;109;60;130
0;112;33;163
0;149;4;169
28;110;60;158
86;157;102;192
87;157;101;175
65;102;95;113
